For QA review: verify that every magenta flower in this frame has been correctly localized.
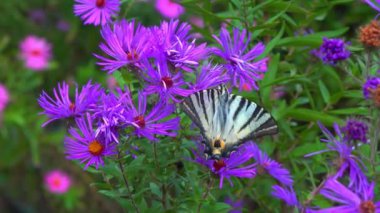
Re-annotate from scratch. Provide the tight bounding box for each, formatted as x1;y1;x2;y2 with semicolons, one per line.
190;64;229;92
363;76;380;99
143;58;192;102
342;119;369;144
309;178;380;213
38;81;103;126
65;114;117;169
305;122;368;193
95;20;149;73
0;84;9;112
123;91;180;141
271;185;299;207
212;28;268;91
155;0;184;19
44;170;71;194
19;35;52;71
74;0;120;26
193;142;257;188
312;38;351;65
251;143;293;186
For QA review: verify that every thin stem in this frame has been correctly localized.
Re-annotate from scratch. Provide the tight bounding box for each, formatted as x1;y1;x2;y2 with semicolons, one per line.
370;109;379;171
302;178;327;208
117;153;140;213
153;142;159;169
197;177;214;213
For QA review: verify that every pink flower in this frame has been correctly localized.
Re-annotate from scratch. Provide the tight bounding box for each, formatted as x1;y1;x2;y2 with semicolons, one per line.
155;0;184;18
106;76;118;90
189;16;204;28
0;84;9;112
19;35;52;71
44;170;71;194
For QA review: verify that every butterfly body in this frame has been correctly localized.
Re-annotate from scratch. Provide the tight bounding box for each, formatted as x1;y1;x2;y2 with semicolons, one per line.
181;86;278;160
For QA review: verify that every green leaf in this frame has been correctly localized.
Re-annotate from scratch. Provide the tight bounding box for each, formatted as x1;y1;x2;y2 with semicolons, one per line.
318;80;331;104
286;108;344;126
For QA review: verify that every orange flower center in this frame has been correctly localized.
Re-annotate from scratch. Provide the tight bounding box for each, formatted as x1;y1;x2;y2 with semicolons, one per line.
126;51;139;61
52;178;62;187
213;160;226;171
161;76;174;89
369;86;380;106
134;115;146;128
88;140;104;156
360;201;375;213
96;0;106;7
69;102;75;111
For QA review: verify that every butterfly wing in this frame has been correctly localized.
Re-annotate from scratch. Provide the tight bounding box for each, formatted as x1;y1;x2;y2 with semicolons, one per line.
180;86;227;141
219;94;278;151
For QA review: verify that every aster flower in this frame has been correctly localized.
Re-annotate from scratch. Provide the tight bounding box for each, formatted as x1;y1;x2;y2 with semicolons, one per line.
155;0;185;19
73;0;120;26
312;38;351;65
224;197;244;213
92;89;129;143
65;114;117;169
143;58;192;102
123;91;180;141
19;35;52;71
38;81;102;126
0;84;9;112
363;76;380;106
95;20;149;73
271;185;299;207
251;143;293;186
305;122;367;192
193;142;257;188
190;63;229;92
342;119;369;144
308;178;380;213
363;0;380;12
44;170;71;194
212;28;268;91
359;20;380;47
151;20;207;71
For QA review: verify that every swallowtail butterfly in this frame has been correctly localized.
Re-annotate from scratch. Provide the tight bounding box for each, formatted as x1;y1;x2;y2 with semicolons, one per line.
180;86;278;160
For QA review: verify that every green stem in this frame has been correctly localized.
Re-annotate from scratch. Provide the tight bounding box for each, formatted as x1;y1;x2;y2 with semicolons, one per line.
197;177;214;213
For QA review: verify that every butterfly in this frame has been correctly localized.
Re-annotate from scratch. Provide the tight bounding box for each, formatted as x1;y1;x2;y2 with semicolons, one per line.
180;86;278;160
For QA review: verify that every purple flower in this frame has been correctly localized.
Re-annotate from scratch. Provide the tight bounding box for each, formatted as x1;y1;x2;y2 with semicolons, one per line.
92;89;129;143
65;114;117;169
0;84;9;112
308;178;380;213
305;122;367;193
271;185;299;207
143;58;192;102
190;63;229;92
38;81;102;126
363;76;380;100
212;27;268;91
150;20;207;71
342;119;369;144
224;197;244;213
193;142;256;188
19;35;52;71
312;38;350;65
74;0;120;26
95;20;149;73
123;91;180;141
251;143;293;186
364;0;380;12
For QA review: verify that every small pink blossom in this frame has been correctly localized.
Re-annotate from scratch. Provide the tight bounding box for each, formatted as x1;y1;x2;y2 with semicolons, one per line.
0;84;9;112
189;16;204;28
155;0;184;18
44;170;71;194
106;76;118;90
19;35;52;71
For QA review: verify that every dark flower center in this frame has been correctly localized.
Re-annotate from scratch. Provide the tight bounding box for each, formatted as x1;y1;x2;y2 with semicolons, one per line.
161;76;174;89
69;102;76;112
126;51;139;61
31;49;41;56
134;115;146;128
360;201;375;213
88;140;104;156
213;160;226;171
96;0;106;8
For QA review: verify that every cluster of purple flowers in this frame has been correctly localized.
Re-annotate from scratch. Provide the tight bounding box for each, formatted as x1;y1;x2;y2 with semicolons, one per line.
39;19;270;170
312;37;351;65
